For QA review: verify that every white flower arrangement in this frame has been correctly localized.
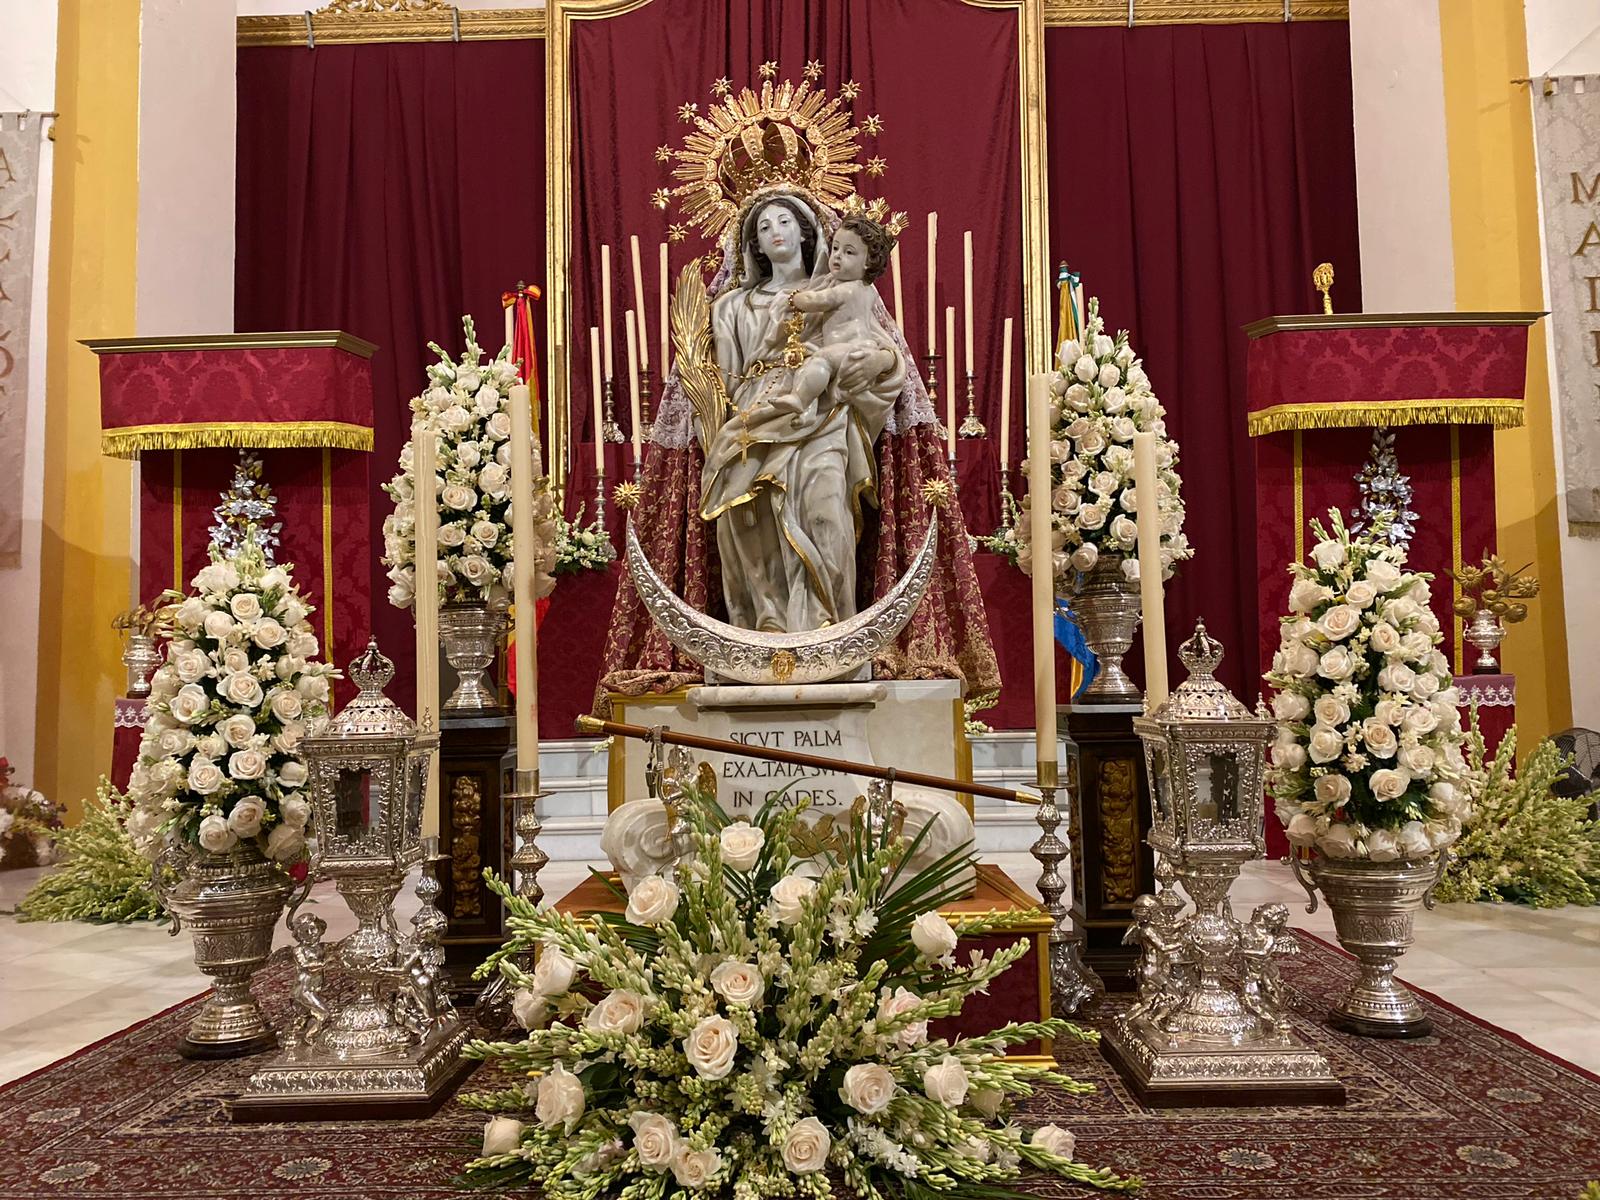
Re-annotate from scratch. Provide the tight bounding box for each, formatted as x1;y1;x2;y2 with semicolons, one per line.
382;316;529;609
554;504;617;575
1265;509;1470;861
1014;298;1191;585
125;542;337;863
461;786;1138;1199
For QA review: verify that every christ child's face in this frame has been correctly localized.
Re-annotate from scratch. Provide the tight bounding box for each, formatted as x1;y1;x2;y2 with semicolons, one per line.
828;228;869;281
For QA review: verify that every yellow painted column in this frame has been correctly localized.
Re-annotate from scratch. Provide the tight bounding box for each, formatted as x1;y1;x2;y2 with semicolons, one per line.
34;0;140;815
1439;0;1572;747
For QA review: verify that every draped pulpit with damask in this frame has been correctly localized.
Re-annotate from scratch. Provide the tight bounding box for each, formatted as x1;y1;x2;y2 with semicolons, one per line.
88;332;377;709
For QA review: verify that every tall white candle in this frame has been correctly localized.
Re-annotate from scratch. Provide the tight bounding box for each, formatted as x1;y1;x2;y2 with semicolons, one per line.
944;306;957;457
589;326;604;472
1027;374;1057;779
625;310;642;468
890;244;905;331
413;419;441;837
1133;431;1169;711
962;230;975;375
509;383;539;774
926;212;938;357
600;243;614;380
658;242;670;376
629;235;649;373
999;317;1014;471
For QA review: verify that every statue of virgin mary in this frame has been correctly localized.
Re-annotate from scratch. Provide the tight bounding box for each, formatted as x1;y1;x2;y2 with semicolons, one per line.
596;85;997;708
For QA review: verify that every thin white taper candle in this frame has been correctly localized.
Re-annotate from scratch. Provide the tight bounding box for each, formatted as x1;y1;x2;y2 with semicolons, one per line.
926;212;938;357
625;310;642;468
890;244;904;331
1133;432;1169;710
629;235;649;373
600;243;614;380
963;230;975;374
944;306;957;456
509;383;539;774
658;242;670;376
589;326;604;472
999;317;1014;471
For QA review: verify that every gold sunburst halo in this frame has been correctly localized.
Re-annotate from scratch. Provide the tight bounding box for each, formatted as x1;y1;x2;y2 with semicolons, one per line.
613;481;642;511
921;479;952;509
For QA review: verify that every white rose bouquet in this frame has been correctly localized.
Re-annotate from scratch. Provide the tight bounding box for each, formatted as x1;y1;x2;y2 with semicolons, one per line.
1015;298;1192;585
554;503;617;575
461;784;1138;1198
1266;509;1469;861
125;541;337;864
382;316;557;608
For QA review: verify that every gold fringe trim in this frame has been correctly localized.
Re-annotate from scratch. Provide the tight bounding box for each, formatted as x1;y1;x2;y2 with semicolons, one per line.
102;421;374;458
1247;398;1524;436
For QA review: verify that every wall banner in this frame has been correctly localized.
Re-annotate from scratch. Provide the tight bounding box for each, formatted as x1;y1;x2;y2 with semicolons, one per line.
0;115;43;569
1533;78;1600;537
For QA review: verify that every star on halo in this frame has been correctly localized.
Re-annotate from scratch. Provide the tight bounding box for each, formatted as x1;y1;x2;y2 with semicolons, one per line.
866;157;887;177
921;479;952;510
651;188;671;210
862;114;884;136
655;144;672;163
803;60;824;80
677;102;698;122
613;481;642;512
668;223;689;243
711;77;731;97
840;80;861;101
759;60;778;79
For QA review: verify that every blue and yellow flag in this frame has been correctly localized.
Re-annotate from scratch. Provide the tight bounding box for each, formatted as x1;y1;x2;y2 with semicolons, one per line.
1053;262;1096;699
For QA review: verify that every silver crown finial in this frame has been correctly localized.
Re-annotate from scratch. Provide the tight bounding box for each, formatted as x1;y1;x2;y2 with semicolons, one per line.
349;637;395;695
1177;619;1223;680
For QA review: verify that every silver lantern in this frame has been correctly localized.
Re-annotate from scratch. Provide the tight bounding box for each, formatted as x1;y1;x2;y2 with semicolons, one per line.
236;639;472;1120
1101;620;1344;1106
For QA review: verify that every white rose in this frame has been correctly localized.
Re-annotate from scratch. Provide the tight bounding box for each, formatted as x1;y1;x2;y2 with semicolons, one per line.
626;874;680;925
1314;774;1352;806
1411;672;1440;700
266;822;305;862
535;1062;586;1132
197;734;226;760
970;1088;1004;1120
219;714;255;748
479;463;508;495
1401;631;1434;663
1285;641;1320;677
175;597;207;631
629;1113;680;1170
718;821;764;871
911;911;959;959
1310;539;1346;570
710;961;764;1007
1272;737;1307;771
279;598;309;627
470;519;500;548
1289;577;1333;614
1070;542;1099;571
769;875;815;926
252;618;287;650
1077;503;1108;530
289;632;318;659
683;1014;738;1080
1272;691;1310;722
274;722;306;754
230;593;263;621
1319;823;1358;858
1097;361;1123;389
222;671;264;708
1318;605;1361;641
169;683;211;724
197;814;236;853
585;988;647;1035
1369;768;1409;801
481;1116;524;1157
1077;430;1107;455
1365;559;1403;592
1073;354;1097;382
1285;812;1318;846
270;689;304;722
1369;622;1402;655
296;674;330;704
1377;663;1416;694
203;611;237;643
280;795;311;829
486;411;512;440
1313;695;1351;727
1402;706;1440;736
156;728;194;757
187;758;225;796
278;761;309;790
229;749;267;781
1362;719;1398;759
1345;579;1377;608
1367;827;1401;862
437;522;466;549
670;1146;723;1189
1031;1124;1077;1160
781;1117;831;1175
1398;820;1433;859
923;1056;970;1107
1307;726;1344;764
1400;744;1435;776
222;647;251;674
878;986;929;1047
173;648;210;684
838;1062;896;1115
193;562;239;594
441;484;477;511
532;944;577;996
512;987;548;1030
1109;514;1139;545
1317;646;1356;681
227;795;266;837
1384;596;1420;625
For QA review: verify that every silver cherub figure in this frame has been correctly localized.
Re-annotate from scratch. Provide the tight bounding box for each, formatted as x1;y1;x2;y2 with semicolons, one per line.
286;911;330;1055
1239;901;1298;1039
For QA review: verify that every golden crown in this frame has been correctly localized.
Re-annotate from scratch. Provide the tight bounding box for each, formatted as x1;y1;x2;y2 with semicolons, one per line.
653;67;907;245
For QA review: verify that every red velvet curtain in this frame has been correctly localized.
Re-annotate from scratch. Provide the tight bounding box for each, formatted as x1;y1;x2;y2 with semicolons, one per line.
235;40;547;704
1044;21;1362;700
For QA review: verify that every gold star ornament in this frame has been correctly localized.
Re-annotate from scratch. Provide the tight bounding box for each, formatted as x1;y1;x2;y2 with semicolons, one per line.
711;77;731;97
677;102;698;122
667;223;689;243
651;188;671;210
862;114;884;136
866;157;887;177
613;481;642;511
655;144;672;163
759;60;778;78
803;60;824;80
840;80;861;101
921;479;952;510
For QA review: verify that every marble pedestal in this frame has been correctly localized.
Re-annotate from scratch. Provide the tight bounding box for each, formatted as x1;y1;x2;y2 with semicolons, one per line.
607;680;969;816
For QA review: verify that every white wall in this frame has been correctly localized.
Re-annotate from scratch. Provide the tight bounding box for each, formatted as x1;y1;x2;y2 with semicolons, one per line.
1348;0;1456;310
1525;0;1600;728
0;1;57;786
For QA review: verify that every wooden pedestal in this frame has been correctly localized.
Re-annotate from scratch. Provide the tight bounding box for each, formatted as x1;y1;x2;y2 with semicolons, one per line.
1061;705;1154;990
437;713;512;985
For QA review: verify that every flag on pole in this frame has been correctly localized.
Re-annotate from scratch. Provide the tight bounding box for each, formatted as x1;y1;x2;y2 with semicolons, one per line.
502;283;550;698
1053;262;1096;699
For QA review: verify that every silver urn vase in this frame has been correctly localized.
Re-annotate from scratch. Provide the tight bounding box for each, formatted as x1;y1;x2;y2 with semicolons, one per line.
122;632;163;699
438;599;508;711
1068;554;1143;704
160;840;294;1057
1292;852;1445;1038
1464;606;1506;674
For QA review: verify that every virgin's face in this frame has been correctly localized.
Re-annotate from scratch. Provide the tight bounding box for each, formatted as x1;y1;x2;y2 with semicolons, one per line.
755;203;802;265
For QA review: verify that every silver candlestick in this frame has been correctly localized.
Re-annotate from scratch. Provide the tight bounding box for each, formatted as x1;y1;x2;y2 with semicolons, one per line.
639;364;654;443
601;377;624;443
1032;760;1103;1015
506;767;551;906
594;465;608;532
958;373;986;437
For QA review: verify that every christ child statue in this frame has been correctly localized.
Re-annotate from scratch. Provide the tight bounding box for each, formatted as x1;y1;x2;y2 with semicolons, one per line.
771;215;897;425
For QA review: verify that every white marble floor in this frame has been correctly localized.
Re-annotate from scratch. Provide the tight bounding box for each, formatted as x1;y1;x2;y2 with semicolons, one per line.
2;856;1597;1086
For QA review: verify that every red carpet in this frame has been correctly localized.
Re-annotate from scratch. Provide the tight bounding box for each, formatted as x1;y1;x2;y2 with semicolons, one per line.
2;931;1598;1198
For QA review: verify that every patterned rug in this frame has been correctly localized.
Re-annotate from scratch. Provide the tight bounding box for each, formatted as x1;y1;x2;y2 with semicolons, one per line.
2;931;1598;1199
